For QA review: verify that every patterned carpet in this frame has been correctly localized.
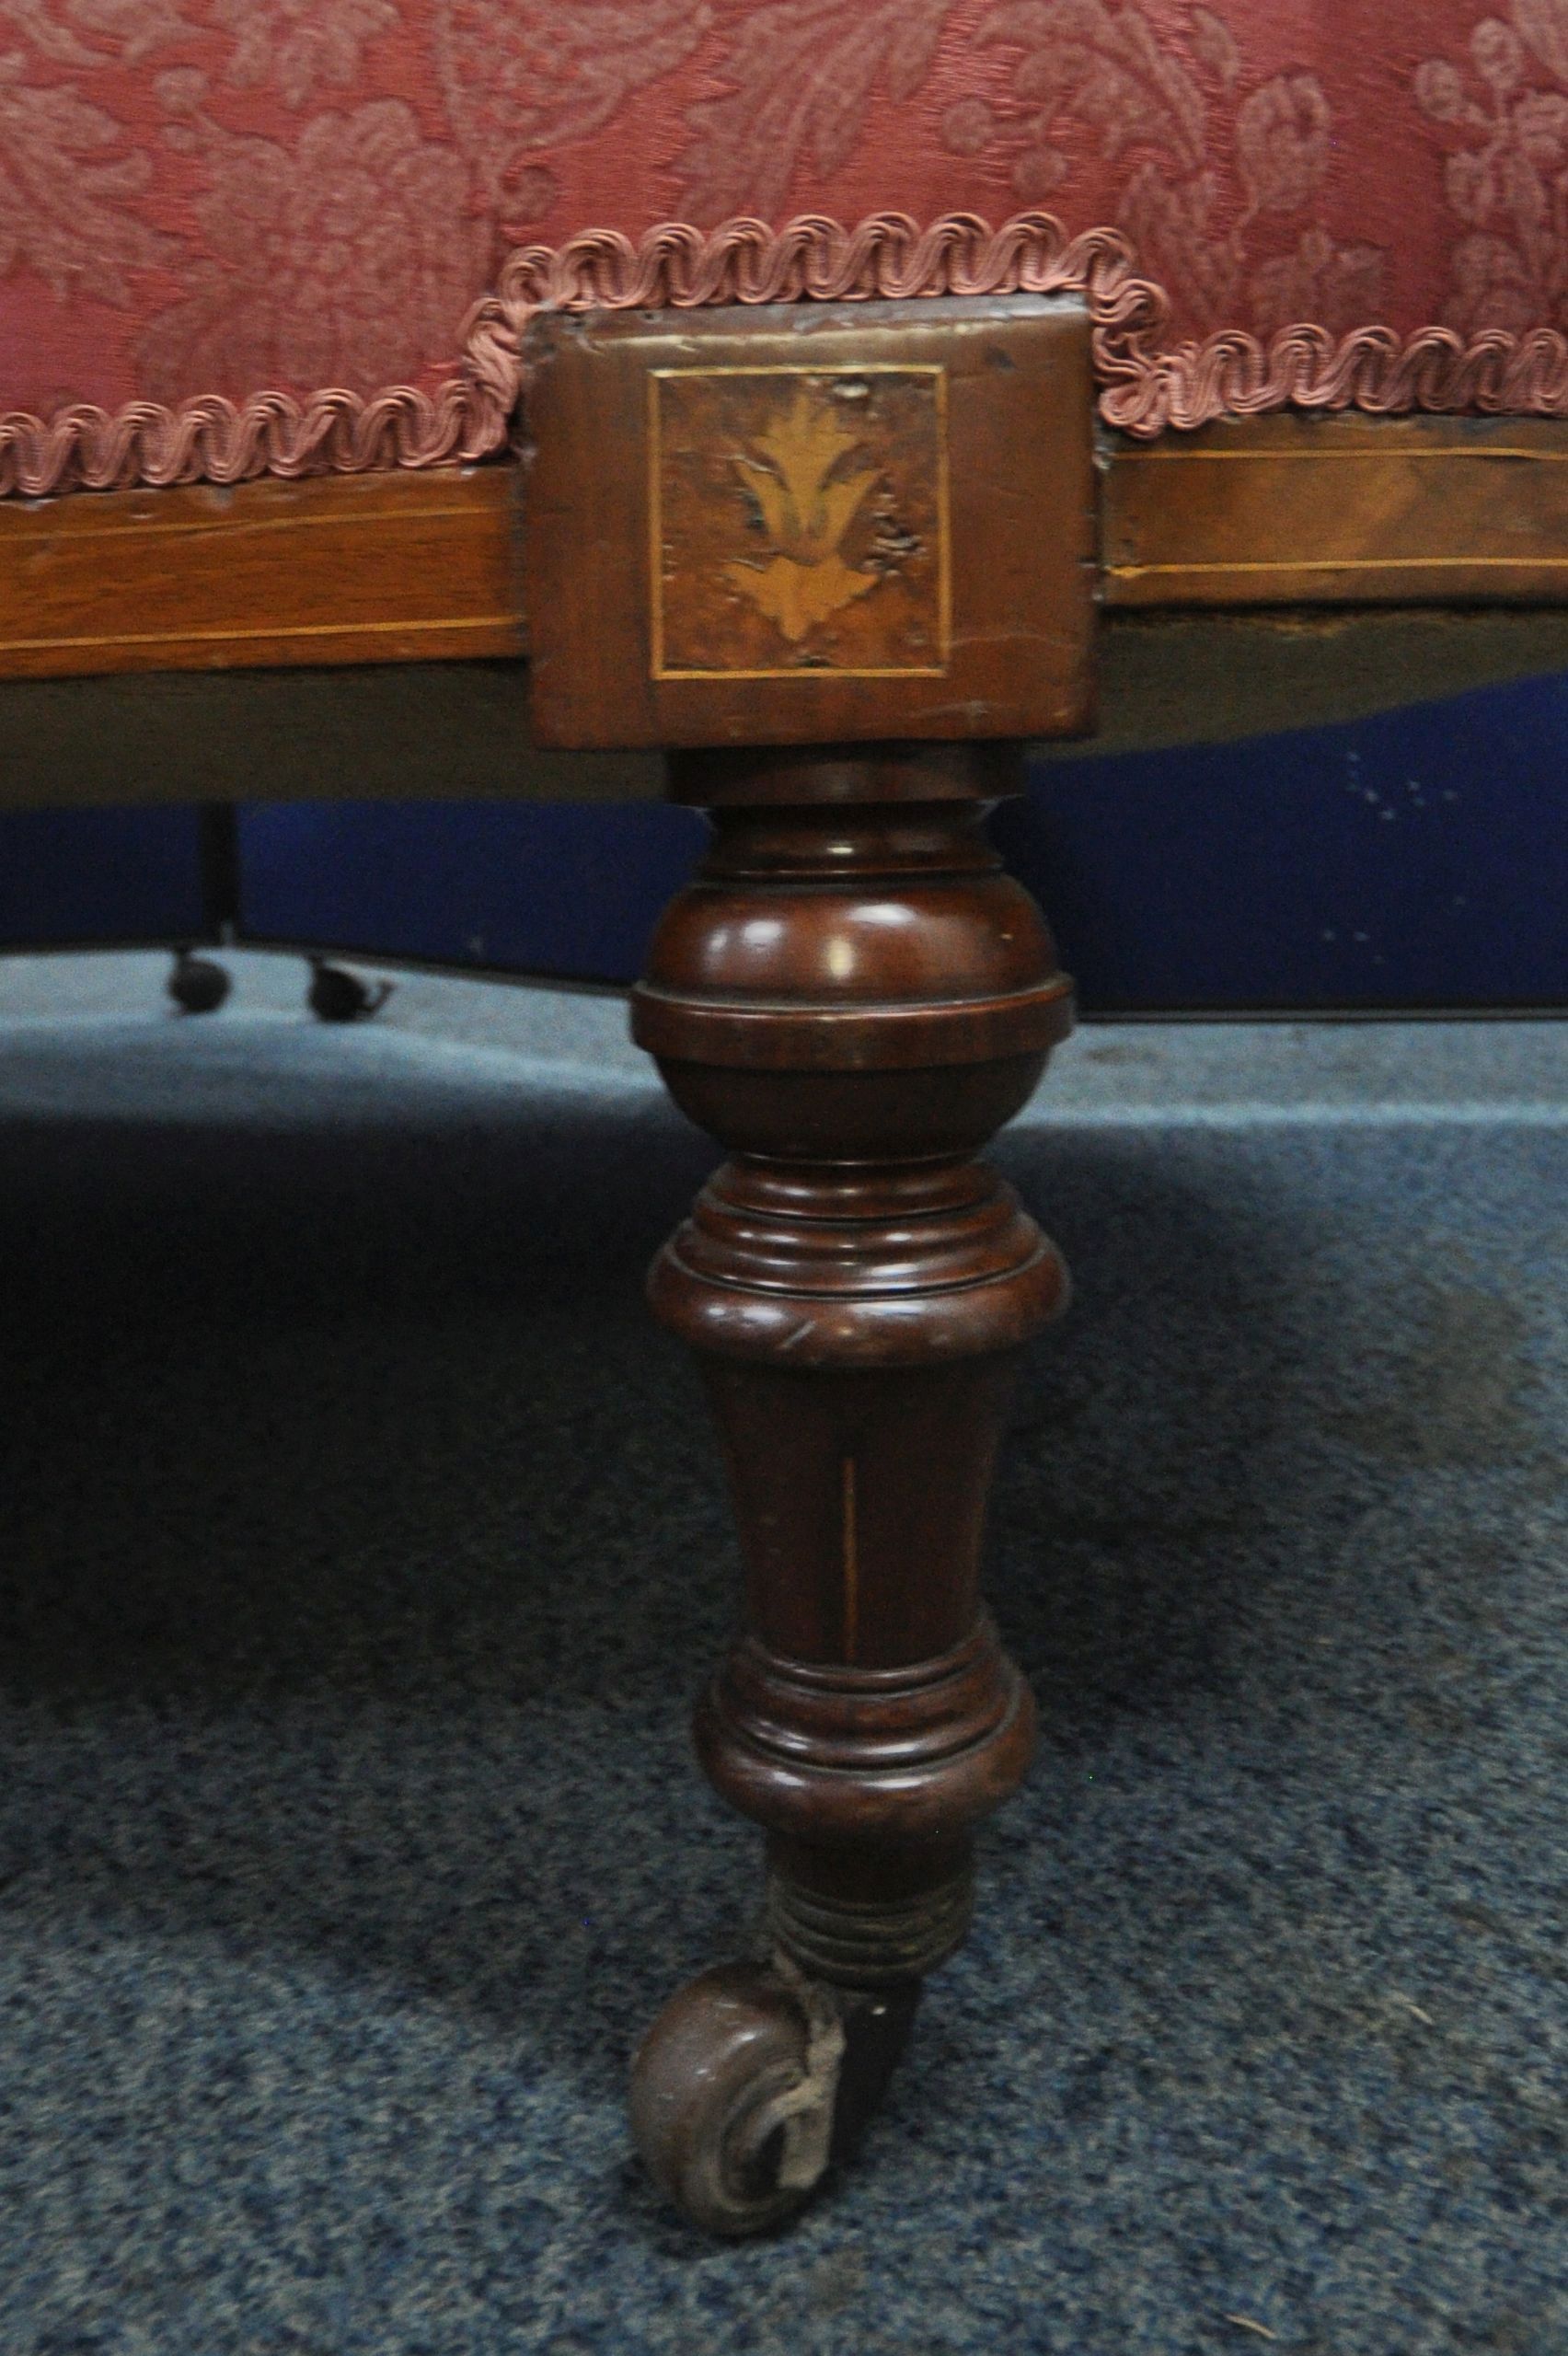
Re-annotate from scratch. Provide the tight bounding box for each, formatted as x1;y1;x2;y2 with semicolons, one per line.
1;954;1563;2355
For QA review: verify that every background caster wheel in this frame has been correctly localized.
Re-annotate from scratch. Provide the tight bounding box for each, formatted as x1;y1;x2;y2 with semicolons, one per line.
166;946;230;1015
306;957;395;1023
629;1959;920;2236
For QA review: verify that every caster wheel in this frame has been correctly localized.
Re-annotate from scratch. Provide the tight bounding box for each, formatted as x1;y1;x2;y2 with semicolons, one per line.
629;1960;920;2236
306;958;395;1023
630;1962;840;2236
166;947;230;1016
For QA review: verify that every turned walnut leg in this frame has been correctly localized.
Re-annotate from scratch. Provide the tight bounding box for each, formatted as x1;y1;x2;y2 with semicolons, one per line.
519;290;1096;2233
626;746;1073;2232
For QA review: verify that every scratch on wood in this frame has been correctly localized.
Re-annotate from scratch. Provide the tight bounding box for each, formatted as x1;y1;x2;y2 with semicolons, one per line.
842;1456;859;1663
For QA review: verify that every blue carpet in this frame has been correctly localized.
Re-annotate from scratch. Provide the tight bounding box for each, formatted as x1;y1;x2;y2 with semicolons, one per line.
0;956;1564;2355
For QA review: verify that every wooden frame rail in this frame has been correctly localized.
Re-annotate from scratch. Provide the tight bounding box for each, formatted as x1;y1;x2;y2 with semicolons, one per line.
1102;417;1568;607
0;471;524;681
6;416;1568;687
6;413;1568;811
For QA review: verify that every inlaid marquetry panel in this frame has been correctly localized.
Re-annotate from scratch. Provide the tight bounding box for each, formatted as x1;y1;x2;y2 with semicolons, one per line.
650;366;949;682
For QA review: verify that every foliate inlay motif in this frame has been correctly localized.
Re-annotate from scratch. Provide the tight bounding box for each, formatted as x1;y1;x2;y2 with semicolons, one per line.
651;368;948;680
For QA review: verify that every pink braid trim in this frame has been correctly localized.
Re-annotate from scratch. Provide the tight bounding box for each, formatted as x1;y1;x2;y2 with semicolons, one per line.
6;209;1568;498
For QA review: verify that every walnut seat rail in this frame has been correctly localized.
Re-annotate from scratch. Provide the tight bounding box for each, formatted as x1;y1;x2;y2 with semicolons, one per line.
6;417;1568;684
7;416;1568;814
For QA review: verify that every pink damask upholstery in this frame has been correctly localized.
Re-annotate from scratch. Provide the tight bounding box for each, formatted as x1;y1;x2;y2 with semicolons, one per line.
4;0;1568;494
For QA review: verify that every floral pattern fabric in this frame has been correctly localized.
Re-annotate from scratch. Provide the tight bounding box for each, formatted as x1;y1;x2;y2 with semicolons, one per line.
3;0;1568;491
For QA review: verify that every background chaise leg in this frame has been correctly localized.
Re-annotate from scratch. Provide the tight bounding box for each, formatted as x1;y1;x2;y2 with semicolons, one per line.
627;747;1074;2234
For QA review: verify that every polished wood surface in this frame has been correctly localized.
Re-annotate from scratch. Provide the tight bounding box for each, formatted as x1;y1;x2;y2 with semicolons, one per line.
1102;414;1568;607
0;468;521;679
7;414;1568;689
634;747;1070;1994
523;298;1097;747
7;399;1568;817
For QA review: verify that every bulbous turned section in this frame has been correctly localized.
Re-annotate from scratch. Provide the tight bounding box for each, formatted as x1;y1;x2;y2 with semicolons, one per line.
631;791;1073;1164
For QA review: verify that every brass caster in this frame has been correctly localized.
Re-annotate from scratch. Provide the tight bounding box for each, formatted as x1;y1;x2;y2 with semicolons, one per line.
629;1958;919;2236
